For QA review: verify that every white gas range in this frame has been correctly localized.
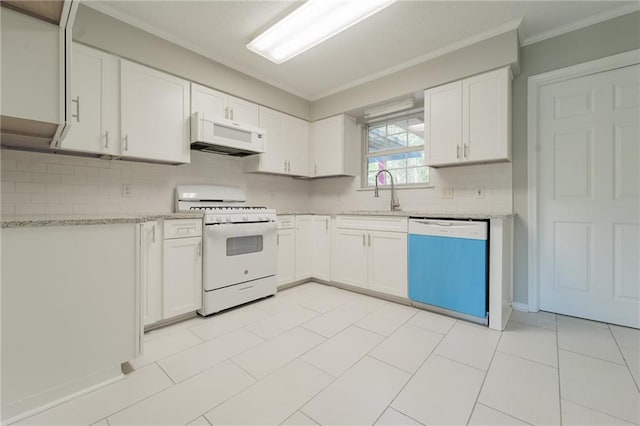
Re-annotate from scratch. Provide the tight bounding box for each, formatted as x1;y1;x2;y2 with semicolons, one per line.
175;185;277;316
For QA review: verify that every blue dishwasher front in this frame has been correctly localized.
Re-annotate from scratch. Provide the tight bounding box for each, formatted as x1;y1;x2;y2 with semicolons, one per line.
408;219;488;319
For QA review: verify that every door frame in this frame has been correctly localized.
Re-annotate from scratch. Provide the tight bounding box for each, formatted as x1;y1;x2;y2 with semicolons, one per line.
527;49;640;312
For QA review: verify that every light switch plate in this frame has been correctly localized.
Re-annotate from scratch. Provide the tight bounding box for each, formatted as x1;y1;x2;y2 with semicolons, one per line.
441;187;454;199
122;184;132;198
475;186;485;199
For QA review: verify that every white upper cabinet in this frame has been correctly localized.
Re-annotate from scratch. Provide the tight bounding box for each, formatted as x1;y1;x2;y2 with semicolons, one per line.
424;66;511;167
191;83;259;126
309;114;359;177
244;106;310;176
60;43;120;156
463;67;511;163
121;60;190;164
424;81;462;166
285;115;310;176
1;8;70;146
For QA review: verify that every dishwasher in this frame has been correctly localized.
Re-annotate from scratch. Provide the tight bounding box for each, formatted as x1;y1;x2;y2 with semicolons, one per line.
408;219;488;322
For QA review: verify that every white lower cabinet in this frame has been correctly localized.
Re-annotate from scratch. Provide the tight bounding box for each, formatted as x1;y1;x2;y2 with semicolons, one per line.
311;216;331;281
294;215;313;280
331;216;408;298
140;221;162;326
276;218;296;286
160;219;203;320
332;228;368;288
367;231;408;297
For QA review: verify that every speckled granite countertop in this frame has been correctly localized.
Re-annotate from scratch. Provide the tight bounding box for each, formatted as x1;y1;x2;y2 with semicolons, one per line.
1;212;204;229
277;211;513;219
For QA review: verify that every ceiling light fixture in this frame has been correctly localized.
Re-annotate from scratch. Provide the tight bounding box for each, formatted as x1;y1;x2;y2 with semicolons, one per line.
364;98;415;119
247;0;396;64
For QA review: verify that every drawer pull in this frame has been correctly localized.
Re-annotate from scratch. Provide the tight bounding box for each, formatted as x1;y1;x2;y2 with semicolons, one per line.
238;285;254;292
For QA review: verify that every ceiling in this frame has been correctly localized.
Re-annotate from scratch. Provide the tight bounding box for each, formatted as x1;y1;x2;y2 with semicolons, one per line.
86;1;639;101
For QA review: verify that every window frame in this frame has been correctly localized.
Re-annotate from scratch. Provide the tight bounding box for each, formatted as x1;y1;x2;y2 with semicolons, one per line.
361;108;429;189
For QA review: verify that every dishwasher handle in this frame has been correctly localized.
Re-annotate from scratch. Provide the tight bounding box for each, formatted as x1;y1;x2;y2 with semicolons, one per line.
409;219;488;240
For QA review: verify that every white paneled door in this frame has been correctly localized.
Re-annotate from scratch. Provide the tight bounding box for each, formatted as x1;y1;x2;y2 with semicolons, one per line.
538;64;640;328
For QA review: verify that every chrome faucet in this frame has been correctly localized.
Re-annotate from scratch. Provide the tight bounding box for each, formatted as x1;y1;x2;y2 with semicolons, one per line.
374;169;400;211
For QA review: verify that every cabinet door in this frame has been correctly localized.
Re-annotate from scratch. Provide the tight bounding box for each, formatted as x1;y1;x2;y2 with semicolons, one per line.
163;236;203;319
258;107;286;173
277;229;296;286
331;228;367;288
62;44;119;155
295;216;313;280
228;96;260;127
141;221;162;326
311;115;344;177
311;216;331;281
367;230;407;297
1;9;61;125
424;81;462;166
191;83;228;120
463;67;510;163
285;115;310;176
121;61;190;163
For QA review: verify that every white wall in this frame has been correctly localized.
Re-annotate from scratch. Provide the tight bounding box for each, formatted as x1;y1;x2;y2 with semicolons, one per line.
0;149;311;215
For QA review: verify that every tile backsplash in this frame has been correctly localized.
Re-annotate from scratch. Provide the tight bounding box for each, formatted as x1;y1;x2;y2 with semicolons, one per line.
1;149;512;216
311;163;513;214
0;149;311;216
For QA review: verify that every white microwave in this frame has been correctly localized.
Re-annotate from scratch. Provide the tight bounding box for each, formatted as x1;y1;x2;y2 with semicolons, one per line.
190;112;266;156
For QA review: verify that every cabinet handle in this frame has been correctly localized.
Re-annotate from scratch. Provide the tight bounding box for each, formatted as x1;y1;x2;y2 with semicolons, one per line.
325;218;328;231
456;145;461;159
151;224;156;243
314;164;318;175
464;144;469;159
287;161;291;172
71;96;80;122
224;107;229;119
368;233;371;247
277;233;280;246
196;241;202;256
230;108;234;121
123;135;129;151
104;131;109;149
362;233;365;246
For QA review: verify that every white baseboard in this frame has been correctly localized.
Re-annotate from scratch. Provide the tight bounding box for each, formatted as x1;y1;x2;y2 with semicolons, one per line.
511;302;530;312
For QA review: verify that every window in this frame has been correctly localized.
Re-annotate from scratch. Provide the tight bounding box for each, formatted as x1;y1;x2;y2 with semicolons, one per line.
364;111;429;188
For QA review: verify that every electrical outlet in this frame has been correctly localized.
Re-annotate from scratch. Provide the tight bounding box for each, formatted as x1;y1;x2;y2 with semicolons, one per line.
122;184;132;198
441;187;454;199
475;186;485;199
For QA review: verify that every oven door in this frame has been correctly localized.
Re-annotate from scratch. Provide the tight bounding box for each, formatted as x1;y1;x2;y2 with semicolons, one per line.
204;221;276;291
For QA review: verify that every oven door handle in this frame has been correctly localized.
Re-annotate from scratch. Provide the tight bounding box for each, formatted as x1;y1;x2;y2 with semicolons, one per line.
205;221;276;238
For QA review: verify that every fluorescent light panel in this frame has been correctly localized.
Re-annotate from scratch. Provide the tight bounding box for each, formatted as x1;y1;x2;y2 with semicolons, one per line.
247;0;396;64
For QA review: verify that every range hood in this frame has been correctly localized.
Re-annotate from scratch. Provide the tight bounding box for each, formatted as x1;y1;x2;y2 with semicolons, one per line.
1;2;77;150
190;112;267;157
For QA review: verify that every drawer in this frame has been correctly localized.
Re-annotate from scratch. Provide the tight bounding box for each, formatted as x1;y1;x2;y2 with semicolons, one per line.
335;215;408;233
277;215;295;230
163;219;202;239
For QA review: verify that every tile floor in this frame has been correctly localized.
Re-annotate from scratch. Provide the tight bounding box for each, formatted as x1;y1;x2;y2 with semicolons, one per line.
14;282;640;426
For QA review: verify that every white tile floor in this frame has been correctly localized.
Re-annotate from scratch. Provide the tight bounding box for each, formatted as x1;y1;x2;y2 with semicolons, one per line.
14;282;640;426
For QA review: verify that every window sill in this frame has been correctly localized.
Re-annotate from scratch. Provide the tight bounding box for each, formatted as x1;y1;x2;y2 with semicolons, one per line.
357;184;435;192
